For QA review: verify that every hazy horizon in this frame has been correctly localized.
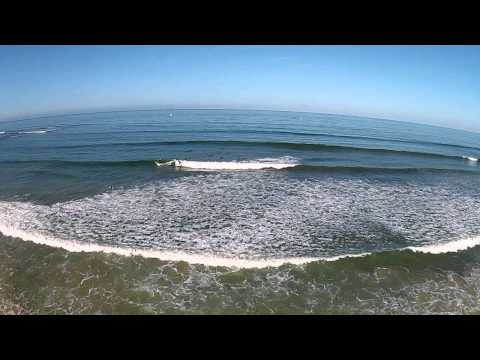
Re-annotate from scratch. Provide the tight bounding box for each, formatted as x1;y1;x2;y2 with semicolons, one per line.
2;105;480;136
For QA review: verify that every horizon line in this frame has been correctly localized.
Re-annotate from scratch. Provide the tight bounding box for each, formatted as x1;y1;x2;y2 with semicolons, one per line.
0;106;478;136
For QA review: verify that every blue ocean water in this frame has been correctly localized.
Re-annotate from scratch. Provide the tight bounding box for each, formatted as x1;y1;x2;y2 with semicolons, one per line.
1;109;480;258
1;109;480;314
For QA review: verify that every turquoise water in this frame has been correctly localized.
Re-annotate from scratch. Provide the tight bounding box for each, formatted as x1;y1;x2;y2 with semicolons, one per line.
1;109;480;314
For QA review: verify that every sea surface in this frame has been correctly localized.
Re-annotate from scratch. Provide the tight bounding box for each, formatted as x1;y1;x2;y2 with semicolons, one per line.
1;109;480;314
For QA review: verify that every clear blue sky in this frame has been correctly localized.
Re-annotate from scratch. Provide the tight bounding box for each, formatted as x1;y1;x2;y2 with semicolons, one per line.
0;45;479;131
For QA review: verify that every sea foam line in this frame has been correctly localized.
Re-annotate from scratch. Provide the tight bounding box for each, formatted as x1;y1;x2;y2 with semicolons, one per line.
0;222;318;268
1;222;480;269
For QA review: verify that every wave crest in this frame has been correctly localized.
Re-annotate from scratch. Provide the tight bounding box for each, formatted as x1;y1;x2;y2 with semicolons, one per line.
462;156;478;162
155;157;299;170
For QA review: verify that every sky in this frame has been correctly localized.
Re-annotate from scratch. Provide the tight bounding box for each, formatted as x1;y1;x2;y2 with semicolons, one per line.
0;45;479;131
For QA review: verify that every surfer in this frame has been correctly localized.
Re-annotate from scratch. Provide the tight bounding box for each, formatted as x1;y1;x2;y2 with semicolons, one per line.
155;160;176;167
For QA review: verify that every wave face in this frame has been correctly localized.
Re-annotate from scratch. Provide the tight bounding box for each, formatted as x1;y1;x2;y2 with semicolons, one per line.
2;159;479;175
36;139;480;161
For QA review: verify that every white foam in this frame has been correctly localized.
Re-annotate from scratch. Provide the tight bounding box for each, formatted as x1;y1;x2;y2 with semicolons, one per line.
0;217;480;268
254;156;299;163
156;158;299;170
462;156;478;162
2;171;480;268
154;160;175;167
0;221;321;268
2;220;480;268
0;131;5;135
20;130;48;134
408;236;480;254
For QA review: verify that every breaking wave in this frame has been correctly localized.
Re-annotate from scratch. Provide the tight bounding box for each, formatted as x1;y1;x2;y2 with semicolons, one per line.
154;157;299;170
1;220;480;269
1;159;478;175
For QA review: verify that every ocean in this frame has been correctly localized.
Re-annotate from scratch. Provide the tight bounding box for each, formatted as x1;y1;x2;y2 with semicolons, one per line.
1;109;480;314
